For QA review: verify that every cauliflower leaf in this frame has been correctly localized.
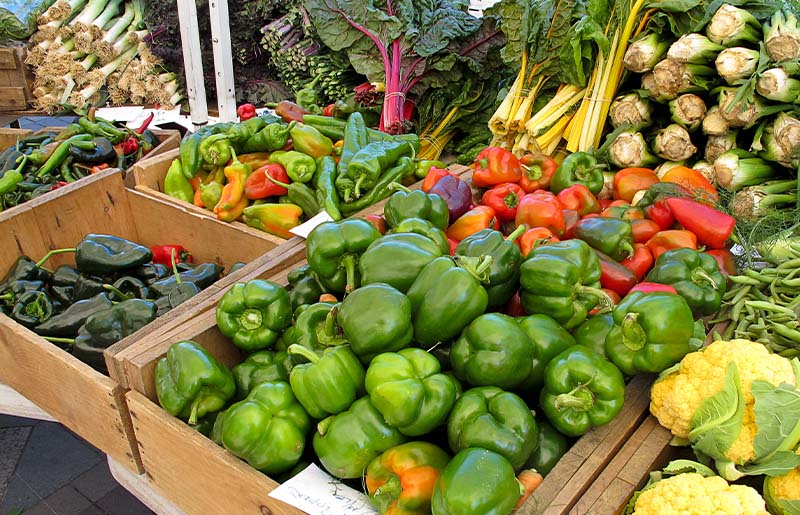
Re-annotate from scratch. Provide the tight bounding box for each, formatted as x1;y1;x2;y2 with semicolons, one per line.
689;361;746;461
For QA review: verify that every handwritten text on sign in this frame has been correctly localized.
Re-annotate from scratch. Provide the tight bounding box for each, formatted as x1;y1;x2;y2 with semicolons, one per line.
268;464;377;515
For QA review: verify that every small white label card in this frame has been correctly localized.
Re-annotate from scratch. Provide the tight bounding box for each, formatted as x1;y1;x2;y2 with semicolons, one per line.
268;464;377;515
290;211;335;239
95;106;144;123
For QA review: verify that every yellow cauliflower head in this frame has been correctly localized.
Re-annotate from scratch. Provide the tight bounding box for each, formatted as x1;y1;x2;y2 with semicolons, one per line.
632;473;769;515
650;339;796;464
764;447;800;513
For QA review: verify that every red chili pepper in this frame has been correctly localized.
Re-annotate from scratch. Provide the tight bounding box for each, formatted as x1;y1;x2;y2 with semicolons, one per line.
620;243;654;282
613;168;659;202
556;184;600;216
237;103;257;121
51;181;69;190
515;191;565;237
629;282;678;295
446;205;500;241
562;209;580;240
472;147;522;188
322;104;336;117
518;153;558;192
665;197;735;249
705;248;738;277
135;112;155;134
481;182;525;222
91;163;110;174
518;227;560;257
363;214;388;235
122;136;139;155
244;164;290;199
150;245;193;266
596;250;638;297
646;230;697;260
631;219;661;244
422;167;456;193
643;199;675;231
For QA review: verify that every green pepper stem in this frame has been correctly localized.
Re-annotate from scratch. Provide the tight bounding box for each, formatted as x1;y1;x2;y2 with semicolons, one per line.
42;336;75;346
577;286;615;311
188;392;204;426
265;173;292;189
620;312;647;351
575;164;606;182
554;383;595;412
506;225;526;243
239;308;264;331
374;476;402;501
388;182;411;193
170;249;182;284
35;248;77;267
453;255;494;284
341;254;358;293
287;344;321;363
103;284;132;301
0;292;12;301
692;268;719;289
354;175;367;199
619;241;634;260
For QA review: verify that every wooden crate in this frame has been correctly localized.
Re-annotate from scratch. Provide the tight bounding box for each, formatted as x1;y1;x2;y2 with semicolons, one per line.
0;127;32;147
0;45;32;111
0;168;292;473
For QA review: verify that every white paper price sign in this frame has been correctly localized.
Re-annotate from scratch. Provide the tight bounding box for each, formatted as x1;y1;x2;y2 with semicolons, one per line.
290;211;335;239
268;464;377;515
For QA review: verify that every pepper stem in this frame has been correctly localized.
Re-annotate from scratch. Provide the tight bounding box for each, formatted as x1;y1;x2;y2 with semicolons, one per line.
577;285;616;311
287;344;321;364
575;164;607;182
554;382;595;412
620;312;647;351
692;268;719;289
188;391;205;426
171;249;182;284
506;225;526;243
0;292;12;301
388;182;411;193
239;308;264;331
42;336;75;347
619;241;634;260
453;255;494;284
354;175;367;199
341;254;357;293
265;173;292;189
103;284;132;301
374;476;402;503
523;163;542;181
35;248;77;267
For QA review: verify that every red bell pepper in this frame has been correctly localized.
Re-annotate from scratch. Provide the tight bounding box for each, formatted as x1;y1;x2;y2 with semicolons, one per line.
562;209;580;240
481;183;525;222
556;184;600;216
598;199;614;210
613;168;659;202
244;164;290;199
363;214;388;235
644;199;675;231
705;248;738;277
237;103;257;121
422;167;456;193
518;152;558;192
629;282;678;295
646;230;697;260
322;104;336;117
518;227;560;257
446;205;500;241
620;243;654;281
596;250;638;297
631;219;661;244
660;166;718;203
515;191;565;237
472;147;522;188
151;245;193;266
121;136;139;155
665;197;735;249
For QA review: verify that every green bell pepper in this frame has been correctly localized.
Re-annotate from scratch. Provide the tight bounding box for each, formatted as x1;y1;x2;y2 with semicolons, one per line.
645;248;726;316
155;340;236;425
365;348;459;436
359;232;443;293
539;346;625;437
517;314;577;392
524;419;570;476
604;291;700;376
242;122;294;153
231;350;294;399
199;134;232;166
337;283;413;362
293;301;346;348
313;397;407;479
346;141;414;199
384;185;449;231
389;217;450;255
451;313;534;389
73;299;158;372
447;386;538;470
572;312;614;359
431;448;522;515
455;225;525;309
573;217;635;261
550;151;605;195
286;265;325;312
268;150;316;183
216;279;293;351
287;343;366;418
306;219;382;293
406;256;490;347
212;381;309;475
520;239;613;329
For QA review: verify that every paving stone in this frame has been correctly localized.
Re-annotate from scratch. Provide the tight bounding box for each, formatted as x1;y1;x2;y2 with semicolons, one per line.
78;506;106;515
95;487;153;515
0;415;38;429
39;485;92;515
0;474;42;513
71;463;118;503
20;501;56;514
0;427;32;500
14;423;102;500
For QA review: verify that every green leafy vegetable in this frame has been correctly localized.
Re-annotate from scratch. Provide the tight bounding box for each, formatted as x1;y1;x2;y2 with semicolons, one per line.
688;361;746;462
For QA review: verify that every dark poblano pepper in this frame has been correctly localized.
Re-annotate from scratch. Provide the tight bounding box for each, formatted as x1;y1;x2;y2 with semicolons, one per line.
34;293;113;337
35;234;153;275
11;291;55;328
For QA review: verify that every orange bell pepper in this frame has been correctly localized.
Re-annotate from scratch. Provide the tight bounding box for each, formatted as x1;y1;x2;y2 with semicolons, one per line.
646;230;697;260
514;191;565;237
660;166;718;203
613;167;659;202
472;147;522;188
446;205;499;241
518;153;558;192
631;219;661;244
518;227;560;257
214;150;251;213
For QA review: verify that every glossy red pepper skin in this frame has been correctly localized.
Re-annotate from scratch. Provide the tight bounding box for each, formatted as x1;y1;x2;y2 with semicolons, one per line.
244;164;290;199
665;197;735;249
122;136;139;155
422;167;457;193
620;243;654;281
237;103;257;121
556;184;600;216
446;205;500;241
518;227;560;257
135;112;155;134
322;104;336;117
481;183;525;222
151;245;193;266
705;248;738;277
518;153;558;192
644;199;675;231
472;147;522;188
629;282;678;295
631;219;661;244
645;230;697;260
515;191;565;237
596;250;637;297
363;214;388;235
613;168;659;202
503;292;526;317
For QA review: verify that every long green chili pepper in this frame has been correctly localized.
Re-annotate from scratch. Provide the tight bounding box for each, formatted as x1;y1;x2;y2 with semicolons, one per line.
0;156;28;194
36;134;93;178
265;174;319;218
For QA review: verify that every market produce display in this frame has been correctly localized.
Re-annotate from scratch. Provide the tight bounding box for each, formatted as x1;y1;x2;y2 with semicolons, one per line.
0;234;239;372
0;114;161;211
